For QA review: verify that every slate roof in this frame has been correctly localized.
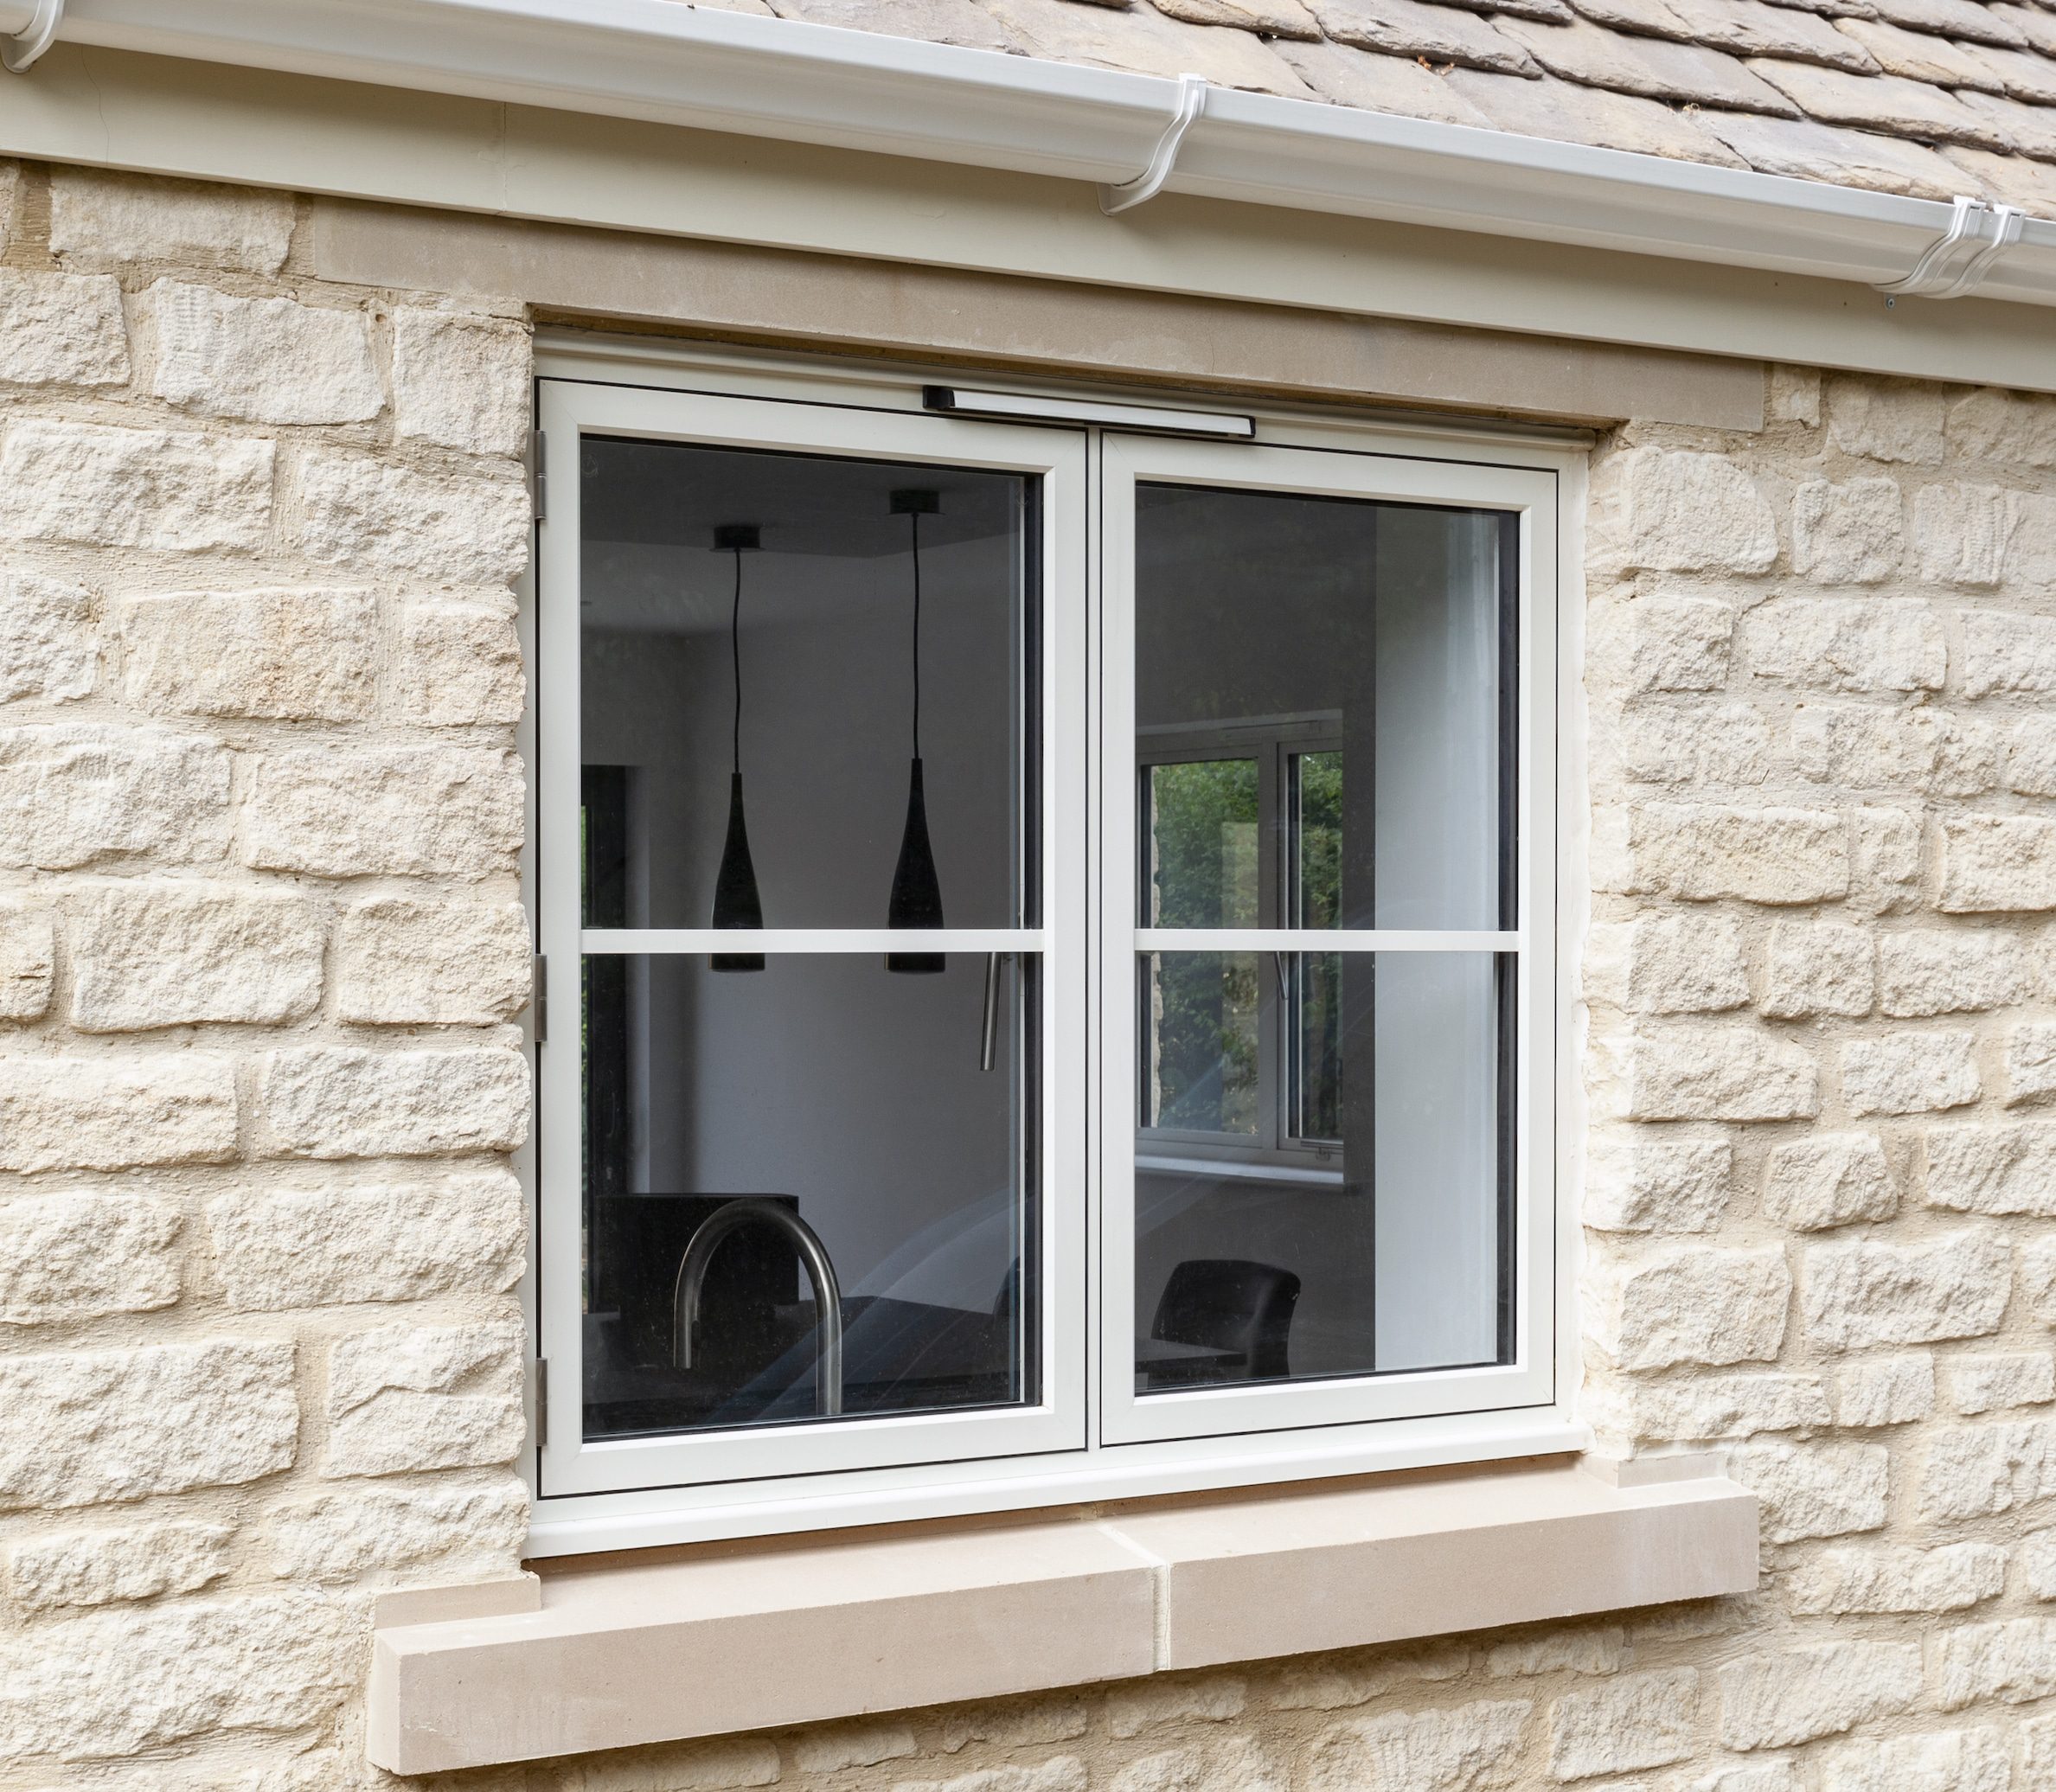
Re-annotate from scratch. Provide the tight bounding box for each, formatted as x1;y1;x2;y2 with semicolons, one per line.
741;0;2056;217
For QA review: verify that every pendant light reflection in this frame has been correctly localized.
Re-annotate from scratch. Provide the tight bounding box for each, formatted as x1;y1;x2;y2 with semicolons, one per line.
710;523;765;972
887;489;945;974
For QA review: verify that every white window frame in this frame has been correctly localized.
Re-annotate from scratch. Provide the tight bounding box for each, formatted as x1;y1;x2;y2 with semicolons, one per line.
522;339;1580;1556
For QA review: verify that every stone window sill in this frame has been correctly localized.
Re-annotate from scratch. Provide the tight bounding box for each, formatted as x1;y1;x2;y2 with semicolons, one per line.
367;1454;1755;1775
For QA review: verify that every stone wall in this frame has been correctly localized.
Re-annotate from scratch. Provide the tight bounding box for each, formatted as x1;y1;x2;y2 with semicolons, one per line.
10;157;2056;1792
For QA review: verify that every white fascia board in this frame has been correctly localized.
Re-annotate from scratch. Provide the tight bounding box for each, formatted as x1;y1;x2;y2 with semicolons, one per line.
47;0;2056;306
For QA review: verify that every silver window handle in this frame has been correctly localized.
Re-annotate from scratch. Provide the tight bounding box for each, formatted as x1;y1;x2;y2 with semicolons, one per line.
980;951;1006;1072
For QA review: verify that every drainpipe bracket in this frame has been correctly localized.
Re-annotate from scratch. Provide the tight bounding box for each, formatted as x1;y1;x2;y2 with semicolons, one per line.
1100;73;1209;216
1875;193;2027;301
3;0;61;71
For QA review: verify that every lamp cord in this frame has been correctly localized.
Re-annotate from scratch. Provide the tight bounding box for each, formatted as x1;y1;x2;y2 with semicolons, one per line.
910;509;922;759
730;544;743;777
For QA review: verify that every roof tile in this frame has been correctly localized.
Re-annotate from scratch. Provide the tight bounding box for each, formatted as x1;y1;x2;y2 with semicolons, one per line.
1448;64;1752;158
1867;0;2030;45
1307;0;1542;73
977;0;1319;89
1273;35;1499;116
1834;16;2008;88
1697;106;1995;192
1952;86;2056;157
1149;0;1323;40
768;0;1014;42
1758;0;1880;21
1967;41;2056;103
1748;56;2019;146
1412;0;1576;23
1943;141;2056;211
1498;12;1803;110
1990;2;2056;54
1658;0;1881;67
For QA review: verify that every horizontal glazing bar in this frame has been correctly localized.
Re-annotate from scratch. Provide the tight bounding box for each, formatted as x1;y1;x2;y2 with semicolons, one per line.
580;929;1047;955
1135;930;1521;953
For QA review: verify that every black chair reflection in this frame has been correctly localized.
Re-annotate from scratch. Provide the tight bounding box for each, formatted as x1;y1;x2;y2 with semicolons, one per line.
1141;1258;1302;1389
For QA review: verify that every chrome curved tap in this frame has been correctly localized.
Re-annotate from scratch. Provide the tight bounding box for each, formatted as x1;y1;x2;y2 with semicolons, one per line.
671;1199;843;1418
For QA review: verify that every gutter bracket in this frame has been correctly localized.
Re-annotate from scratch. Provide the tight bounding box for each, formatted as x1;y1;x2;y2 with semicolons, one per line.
1875;194;2027;300
2;0;61;72
1099;73;1208;216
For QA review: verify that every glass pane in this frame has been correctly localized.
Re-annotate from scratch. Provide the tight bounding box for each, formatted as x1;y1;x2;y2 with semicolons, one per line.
582;953;1038;1440
1143;950;1259;1136
1146;759;1259;927
1134;951;1508;1392
580;438;1034;929
1136;486;1512;931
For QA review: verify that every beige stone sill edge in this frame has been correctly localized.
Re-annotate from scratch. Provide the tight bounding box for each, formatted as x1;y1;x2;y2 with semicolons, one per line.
365;1454;1758;1776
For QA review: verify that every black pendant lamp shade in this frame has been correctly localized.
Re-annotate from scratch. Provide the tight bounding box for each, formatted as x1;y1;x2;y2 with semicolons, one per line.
887;489;945;974
710;523;765;972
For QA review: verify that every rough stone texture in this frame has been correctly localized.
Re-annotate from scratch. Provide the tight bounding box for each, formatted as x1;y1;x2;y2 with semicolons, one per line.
392;601;526;726
1818;1728;2012;1792
0;1053;238;1172
1585;915;1750;1013
266;1476;529;1584
6;1520;234;1610
1927;1122;2056;1215
1947;1352;2056;1414
0;572;96;704
295;451;530;586
1737;597;1946;692
1802;1229;2010;1348
1791;477;1904;583
242;746;523;879
143;280;381;425
0;1339;297;1509
1716;1641;1923;1750
392;309;533;457
67;884;324;1031
1594;1027;1819;1121
1877;929;2037;1016
1840;1028;1982;1115
1596;803;1848;904
334;898;530;1024
1788;1541;2007;1614
1726;1440;1890;1540
1584;1134;1732;1232
0;723;231;869
2008;1025;2056;1105
259;1045;528;1159
116;588;376;722
1584;1245;1791;1370
1300;1700;1532;1790
0;1194;182;1323
0;902;54;1021
48;170;295;272
1921;1421;2056;1520
1585;1370;1829;1444
1616;449;1778;573
1935;1617;2056;1708
0;270;130;388
322;1319;525;1477
1793;706;1995;797
1836;1353;1937;1426
1761;1132;1896;1231
0;420;273;554
1939;814;2056;912
1546;1667;1696;1778
1761;923;1873;1018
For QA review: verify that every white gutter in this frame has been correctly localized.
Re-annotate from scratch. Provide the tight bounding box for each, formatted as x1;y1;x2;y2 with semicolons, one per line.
13;0;2056;306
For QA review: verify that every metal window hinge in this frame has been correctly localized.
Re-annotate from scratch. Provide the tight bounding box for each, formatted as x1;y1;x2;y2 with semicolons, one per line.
527;1359;548;1450
528;429;548;522
533;953;548;1043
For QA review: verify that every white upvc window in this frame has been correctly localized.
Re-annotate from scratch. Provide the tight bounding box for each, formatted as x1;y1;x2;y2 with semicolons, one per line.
528;346;1572;1553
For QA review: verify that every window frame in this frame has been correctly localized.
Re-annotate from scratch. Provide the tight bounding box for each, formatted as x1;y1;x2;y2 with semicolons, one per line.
522;341;1579;1555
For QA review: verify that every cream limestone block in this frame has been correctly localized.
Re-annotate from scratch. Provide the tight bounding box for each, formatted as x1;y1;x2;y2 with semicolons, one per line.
939;1698;1092;1753
1717;1640;1921;1750
0;1339;296;1508
1106;1676;1246;1738
1299;1701;1533;1792
1818;1728;2011;1792
68;884;324;1032
1762;1133;1896;1231
900;1763;1086;1792
393;309;533;458
1617;702;1775;789
0;724;230;869
117;587;375;722
1736;597;1946;693
1597;1027;1818;1123
1826;377;1948;464
1110;1738;1284;1792
1928;1121;2056;1214
2027;1528;2056;1597
1725;1441;1888;1541
1694;1766;1803;1792
392;603;525;726
2031;1715;2056;1790
336;899;530;1025
49;170;294;272
0;902;52;1021
242;746;522;879
1583;1245;1790;1369
1949;387;2056;467
1921;1421;2056;1519
143;279;381;426
207;1169;522;1310
1584;1133;1732;1233
266;1477;528;1583
0;420;272;554
1787;1541;2007;1614
6;1519;234;1610
0;573;96;703
0;1590;350;1759
1835;1353;1935;1425
323;1318;525;1478
0;1194;181;1323
0;271;129;388
549;1735;782;1791
260;1045;528;1160
1761;925;1874;1020
792;1721;919;1773
2026;1236;2056;1322
1934;1616;2056;1708
1791;477;1904;584
1616;449;1777;574
1545;1667;1697;1779
1917;483;2019;588
296;451;529;586
1791;707;1995;798
2008;1025;2056;1105
1948;1352;2056;1413
1594;594;1737;693
1939;815;2056;912
1582;1371;1830;1443
1841;1030;1980;1117
1483;1630;1625;1679
1879;928;2035;1016
1846;806;1923;916
1585;916;1749;1014
2008;718;2056;797
1962;608;2056;696
0;1054;237;1172
1803;1229;2009;1349
1596;803;1848;904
